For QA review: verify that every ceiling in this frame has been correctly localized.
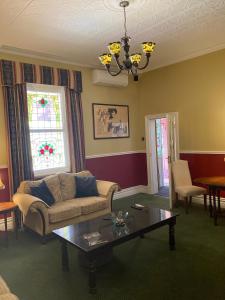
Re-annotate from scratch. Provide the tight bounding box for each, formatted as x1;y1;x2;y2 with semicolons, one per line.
0;0;225;71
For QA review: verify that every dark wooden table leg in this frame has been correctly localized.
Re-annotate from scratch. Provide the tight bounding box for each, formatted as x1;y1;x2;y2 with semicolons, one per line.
209;187;213;217
14;208;20;240
203;194;207;210
61;240;69;271
217;189;221;213
140;233;145;239
4;212;8;247
212;187;217;226
169;219;176;250
88;255;97;294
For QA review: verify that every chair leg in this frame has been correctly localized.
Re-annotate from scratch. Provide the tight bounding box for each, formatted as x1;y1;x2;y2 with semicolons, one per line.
203;194;207;210
175;193;179;207
185;197;189;214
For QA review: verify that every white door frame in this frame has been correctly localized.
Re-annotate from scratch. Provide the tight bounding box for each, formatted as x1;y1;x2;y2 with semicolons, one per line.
145;112;180;209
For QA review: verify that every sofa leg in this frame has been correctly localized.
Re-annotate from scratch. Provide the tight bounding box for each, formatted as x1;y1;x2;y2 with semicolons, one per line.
41;235;47;245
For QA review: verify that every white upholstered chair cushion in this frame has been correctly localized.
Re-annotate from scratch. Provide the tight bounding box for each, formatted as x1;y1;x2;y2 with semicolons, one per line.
175;185;207;197
172;160;192;187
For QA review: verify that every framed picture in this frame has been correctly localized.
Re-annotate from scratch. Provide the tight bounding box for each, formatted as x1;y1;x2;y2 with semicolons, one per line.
92;103;130;139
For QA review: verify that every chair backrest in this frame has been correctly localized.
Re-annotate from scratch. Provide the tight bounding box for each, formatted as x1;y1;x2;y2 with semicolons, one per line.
172;160;192;188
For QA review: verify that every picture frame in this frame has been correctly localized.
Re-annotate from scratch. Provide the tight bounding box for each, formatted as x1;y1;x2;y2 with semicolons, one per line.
92;103;130;139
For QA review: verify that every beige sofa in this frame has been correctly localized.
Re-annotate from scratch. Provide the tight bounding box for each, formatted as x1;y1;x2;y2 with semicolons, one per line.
13;171;118;242
0;276;19;300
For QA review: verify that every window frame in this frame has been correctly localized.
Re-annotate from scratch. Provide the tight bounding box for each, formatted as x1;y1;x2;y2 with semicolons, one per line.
26;83;70;177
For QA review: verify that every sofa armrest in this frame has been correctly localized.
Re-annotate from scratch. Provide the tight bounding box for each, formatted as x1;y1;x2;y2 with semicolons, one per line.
96;181;119;197
96;181;119;210
13;193;49;216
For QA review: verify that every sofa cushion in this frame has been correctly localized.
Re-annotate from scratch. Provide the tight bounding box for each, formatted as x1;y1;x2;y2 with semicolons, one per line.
17;179;43;194
75;196;107;215
0;276;19;300
30;181;55;206
75;176;99;198
0;293;19;300
0;276;10;295
48;200;81;223
44;174;63;202
58;173;76;200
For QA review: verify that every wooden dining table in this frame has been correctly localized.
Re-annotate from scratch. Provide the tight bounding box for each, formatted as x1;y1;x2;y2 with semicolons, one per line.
194;176;225;225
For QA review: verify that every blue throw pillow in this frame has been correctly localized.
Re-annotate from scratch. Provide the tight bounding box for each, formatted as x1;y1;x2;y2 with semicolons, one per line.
30;181;55;206
75;176;99;198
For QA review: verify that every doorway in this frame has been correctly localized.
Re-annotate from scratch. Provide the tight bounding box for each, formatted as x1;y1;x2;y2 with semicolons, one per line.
155;118;169;197
145;112;179;209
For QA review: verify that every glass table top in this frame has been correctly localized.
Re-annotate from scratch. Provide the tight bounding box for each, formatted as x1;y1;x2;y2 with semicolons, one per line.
53;204;178;253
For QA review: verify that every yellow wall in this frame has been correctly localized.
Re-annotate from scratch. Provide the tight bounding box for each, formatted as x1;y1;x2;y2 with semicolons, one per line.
139;49;225;151
0;53;141;165
1;48;225;165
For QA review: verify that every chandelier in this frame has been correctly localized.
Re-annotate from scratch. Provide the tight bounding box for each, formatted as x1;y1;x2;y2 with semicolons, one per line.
99;0;156;81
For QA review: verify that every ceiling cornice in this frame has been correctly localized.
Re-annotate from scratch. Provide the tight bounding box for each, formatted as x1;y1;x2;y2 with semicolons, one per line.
150;42;225;71
1;43;225;73
0;45;98;70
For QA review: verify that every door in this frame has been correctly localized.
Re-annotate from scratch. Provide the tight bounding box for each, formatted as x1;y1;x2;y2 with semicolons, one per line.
145;112;179;209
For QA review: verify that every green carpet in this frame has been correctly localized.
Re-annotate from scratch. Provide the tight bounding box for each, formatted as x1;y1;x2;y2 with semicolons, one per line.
1;193;225;300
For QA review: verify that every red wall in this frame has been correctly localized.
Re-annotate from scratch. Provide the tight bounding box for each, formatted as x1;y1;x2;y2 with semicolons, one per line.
180;153;225;180
86;152;148;189
0;167;10;202
2;153;225;196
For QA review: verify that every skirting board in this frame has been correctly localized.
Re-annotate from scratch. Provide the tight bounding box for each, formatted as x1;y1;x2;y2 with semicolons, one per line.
114;185;148;200
0;216;13;230
192;195;225;208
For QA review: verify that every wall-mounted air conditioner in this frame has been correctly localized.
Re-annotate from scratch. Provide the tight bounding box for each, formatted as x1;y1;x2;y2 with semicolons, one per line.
92;69;128;87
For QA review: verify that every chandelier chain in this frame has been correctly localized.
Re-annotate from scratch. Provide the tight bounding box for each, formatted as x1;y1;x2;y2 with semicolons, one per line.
123;6;128;37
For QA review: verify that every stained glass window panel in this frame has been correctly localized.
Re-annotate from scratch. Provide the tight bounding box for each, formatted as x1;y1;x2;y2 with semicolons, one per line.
27;83;70;175
27;91;62;130
30;132;66;171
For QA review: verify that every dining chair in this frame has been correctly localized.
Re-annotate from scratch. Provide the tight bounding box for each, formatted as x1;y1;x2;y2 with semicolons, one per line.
172;160;207;213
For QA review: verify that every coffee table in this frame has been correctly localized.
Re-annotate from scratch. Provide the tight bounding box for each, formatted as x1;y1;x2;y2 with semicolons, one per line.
53;204;178;294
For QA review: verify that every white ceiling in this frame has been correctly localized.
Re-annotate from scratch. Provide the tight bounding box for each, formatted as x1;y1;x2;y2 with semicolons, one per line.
0;0;225;71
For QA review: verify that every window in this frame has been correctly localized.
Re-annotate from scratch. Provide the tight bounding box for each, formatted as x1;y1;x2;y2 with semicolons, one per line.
27;83;70;176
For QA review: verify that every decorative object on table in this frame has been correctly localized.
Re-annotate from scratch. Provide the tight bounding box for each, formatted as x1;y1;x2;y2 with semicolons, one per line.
112;223;130;237
99;0;155;81
111;210;129;227
83;232;108;247
131;203;145;210
92;103;129;139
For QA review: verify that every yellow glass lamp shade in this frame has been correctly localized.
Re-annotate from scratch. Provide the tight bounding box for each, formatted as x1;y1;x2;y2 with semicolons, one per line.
99;53;112;65
130;53;142;64
142;42;156;54
0;178;5;190
108;42;121;55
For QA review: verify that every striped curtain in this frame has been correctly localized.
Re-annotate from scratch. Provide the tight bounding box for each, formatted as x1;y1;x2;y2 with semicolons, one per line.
0;60;85;192
65;89;86;172
3;84;34;193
